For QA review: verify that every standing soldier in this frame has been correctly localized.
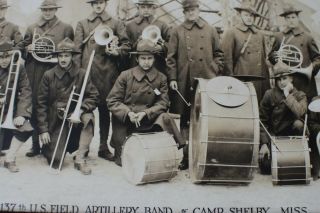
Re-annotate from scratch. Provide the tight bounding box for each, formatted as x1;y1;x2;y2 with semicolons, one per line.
0;0;23;51
23;0;74;158
126;0;171;72
166;0;224;169
74;0;130;161
269;5;320;101
221;2;269;102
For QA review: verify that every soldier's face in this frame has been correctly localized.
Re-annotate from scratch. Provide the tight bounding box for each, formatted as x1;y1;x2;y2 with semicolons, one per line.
58;52;73;69
285;13;299;29
41;8;57;21
92;1;107;14
0;53;11;69
0;8;7;19
276;75;293;89
183;7;200;22
138;4;156;18
137;54;155;71
240;11;254;26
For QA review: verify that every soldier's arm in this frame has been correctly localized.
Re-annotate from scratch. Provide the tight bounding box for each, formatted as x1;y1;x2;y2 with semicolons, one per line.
64;24;75;41
74;22;85;66
12;24;24;51
166;28;179;82
221;29;235;76
21;26;33;60
15;66;32;119
268;33;281;65
308;36;320;75
285;91;308;119
210;26;224;75
82;75;98;112
116;20;131;57
260;90;273;145
37;73;50;134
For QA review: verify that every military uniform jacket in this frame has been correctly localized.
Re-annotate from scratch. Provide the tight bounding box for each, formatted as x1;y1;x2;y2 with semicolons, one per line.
0;19;24;50
107;66;169;124
0;65;32;118
221;24;269;101
37;63;98;134
260;86;307;143
23;16;74;105
269;27;320;99
166;18;224;114
74;11;131;101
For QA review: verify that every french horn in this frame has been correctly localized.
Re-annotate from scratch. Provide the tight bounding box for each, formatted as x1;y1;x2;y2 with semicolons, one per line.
94;25;119;52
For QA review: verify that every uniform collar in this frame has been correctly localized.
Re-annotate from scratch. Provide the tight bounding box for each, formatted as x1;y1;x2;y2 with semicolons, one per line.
236;23;258;33
135;15;154;24
283;27;304;36
133;66;158;82
37;16;58;27
54;62;79;79
87;11;111;22
182;18;205;30
0;18;7;28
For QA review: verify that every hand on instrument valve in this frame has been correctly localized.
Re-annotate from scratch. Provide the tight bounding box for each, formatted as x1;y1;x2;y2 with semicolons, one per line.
156;38;165;47
13;116;25;127
282;82;293;97
170;81;178;90
105;46;119;56
39;132;51;145
259;144;270;160
27;44;33;52
105;37;119;56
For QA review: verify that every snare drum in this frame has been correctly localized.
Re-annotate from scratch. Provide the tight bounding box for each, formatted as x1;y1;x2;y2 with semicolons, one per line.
271;136;311;185
122;132;181;185
189;77;259;184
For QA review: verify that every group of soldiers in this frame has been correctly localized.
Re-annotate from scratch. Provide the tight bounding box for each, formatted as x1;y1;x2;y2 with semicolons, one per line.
0;0;320;180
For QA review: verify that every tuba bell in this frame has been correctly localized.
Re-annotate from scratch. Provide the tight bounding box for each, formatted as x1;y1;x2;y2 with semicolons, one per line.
94;25;119;52
30;29;58;63
141;25;162;44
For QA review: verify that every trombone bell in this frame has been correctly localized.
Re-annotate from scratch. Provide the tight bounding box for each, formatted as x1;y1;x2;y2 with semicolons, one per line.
94;25;114;46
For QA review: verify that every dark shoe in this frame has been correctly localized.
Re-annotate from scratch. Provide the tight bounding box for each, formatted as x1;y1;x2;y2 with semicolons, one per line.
0;151;6;157
178;144;186;150
178;159;188;170
98;149;114;161
114;156;122;167
4;161;19;173
26;148;40;157
74;161;92;175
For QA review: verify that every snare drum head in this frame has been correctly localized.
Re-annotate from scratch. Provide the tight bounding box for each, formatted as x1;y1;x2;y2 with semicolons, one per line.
206;76;250;107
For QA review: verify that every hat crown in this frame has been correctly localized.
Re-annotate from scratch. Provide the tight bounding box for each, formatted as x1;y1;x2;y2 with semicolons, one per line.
136;39;157;53
0;0;7;6
137;0;158;5
56;38;76;52
280;4;301;17
40;0;61;9
0;37;13;52
182;0;199;9
234;2;258;15
273;61;292;78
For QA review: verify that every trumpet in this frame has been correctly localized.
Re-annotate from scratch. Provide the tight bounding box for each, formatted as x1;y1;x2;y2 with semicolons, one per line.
141;25;163;45
0;51;22;130
30;29;58;63
49;50;95;172
94;25;120;53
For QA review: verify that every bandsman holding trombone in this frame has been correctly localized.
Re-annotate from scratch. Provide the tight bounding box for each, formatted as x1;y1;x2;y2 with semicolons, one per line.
74;0;130;161
23;0;74;158
0;39;32;173
37;38;98;175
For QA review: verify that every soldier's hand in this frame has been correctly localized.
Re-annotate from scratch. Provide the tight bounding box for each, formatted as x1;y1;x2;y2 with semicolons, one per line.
157;38;165;46
259;144;270;160
170;81;178;90
27;44;33;52
128;111;137;123
136;112;146;127
283;82;293;97
39;132;51;145
13;116;25;127
105;47;119;56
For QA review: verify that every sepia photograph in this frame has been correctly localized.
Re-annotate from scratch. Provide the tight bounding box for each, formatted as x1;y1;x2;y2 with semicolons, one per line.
0;0;319;212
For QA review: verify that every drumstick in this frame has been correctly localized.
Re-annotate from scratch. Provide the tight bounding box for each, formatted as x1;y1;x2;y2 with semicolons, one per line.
302;114;308;140
259;120;280;152
174;88;191;107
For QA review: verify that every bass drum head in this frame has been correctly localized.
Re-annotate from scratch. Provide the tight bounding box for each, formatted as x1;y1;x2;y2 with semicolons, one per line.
122;135;146;185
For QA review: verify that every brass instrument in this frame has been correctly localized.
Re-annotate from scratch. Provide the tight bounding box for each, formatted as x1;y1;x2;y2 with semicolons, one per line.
30;29;58;63
0;51;22;130
49;50;95;172
94;25;119;52
141;25;163;44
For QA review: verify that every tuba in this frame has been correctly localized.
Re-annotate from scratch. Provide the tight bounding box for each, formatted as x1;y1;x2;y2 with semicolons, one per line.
30;29;58;63
0;51;22;129
141;25;162;44
94;25;119;52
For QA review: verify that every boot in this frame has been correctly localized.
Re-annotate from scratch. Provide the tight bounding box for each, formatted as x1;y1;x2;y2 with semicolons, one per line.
0;151;5;157
178;158;188;170
114;146;122;167
4;161;19;173
26;141;40;157
74;161;92;175
98;143;114;161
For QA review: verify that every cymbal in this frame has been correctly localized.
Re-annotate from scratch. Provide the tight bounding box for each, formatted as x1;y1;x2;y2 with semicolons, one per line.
308;99;320;112
231;75;266;82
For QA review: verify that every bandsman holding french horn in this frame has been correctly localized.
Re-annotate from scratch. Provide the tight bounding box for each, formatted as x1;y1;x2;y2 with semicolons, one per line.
23;0;74;158
0;39;33;173
74;0;131;161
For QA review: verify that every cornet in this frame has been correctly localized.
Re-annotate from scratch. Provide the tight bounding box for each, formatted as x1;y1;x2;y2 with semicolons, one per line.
141;25;163;45
94;25;120;53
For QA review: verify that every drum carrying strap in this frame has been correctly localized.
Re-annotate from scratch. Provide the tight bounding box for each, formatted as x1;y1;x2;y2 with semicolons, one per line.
143;78;161;96
41;19;61;37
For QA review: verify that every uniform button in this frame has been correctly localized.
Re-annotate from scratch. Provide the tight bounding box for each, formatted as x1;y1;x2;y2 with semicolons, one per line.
133;90;136;93
148;91;152;94
199;59;203;61
146;104;150;107
90;40;95;44
200;47;203;50
132;104;135;106
187;47;191;50
189;59;193;62
186;36;190;39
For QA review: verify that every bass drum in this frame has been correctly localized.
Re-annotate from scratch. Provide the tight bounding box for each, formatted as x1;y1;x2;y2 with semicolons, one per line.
271;136;311;185
189;77;259;184
122;132;181;185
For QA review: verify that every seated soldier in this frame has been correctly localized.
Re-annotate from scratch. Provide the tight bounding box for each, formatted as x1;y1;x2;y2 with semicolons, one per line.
37;38;98;175
107;39;185;167
0;39;32;172
308;96;320;180
259;61;308;173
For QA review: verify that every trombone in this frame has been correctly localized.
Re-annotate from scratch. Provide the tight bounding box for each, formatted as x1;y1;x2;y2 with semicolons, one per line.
49;50;95;172
0;51;22;130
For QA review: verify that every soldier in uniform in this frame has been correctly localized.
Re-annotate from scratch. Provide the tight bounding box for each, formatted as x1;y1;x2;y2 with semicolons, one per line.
23;0;74;157
259;62;308;173
221;2;269;102
74;0;130;161
107;39;185;166
269;5;320;102
37;38;98;175
0;39;32;172
166;0;224;169
126;0;170;72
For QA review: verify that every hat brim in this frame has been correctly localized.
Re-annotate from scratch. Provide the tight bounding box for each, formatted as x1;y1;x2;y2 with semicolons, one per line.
271;71;295;79
86;0;108;3
0;50;14;56
129;51;159;55
279;10;302;17
51;50;81;55
0;5;9;8
39;6;62;9
234;7;260;16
